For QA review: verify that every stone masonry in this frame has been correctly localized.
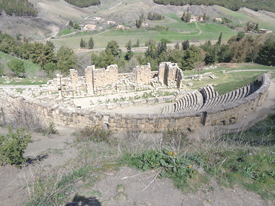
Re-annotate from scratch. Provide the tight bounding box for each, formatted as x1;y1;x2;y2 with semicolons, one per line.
158;62;183;88
2;73;271;133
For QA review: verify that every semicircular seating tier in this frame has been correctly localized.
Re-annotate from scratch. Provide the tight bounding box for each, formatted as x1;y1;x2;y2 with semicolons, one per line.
162;77;265;115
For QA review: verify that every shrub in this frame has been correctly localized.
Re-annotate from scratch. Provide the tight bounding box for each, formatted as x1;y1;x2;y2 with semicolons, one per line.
7;59;25;77
123;149;197;186
76;126;112;143
0;127;32;167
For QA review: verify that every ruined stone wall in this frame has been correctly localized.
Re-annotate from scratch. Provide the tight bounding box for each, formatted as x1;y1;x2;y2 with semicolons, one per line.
158;62;183;88
132;63;151;84
70;69;78;90
85;66;94;95
92;65;118;89
3;73;271;133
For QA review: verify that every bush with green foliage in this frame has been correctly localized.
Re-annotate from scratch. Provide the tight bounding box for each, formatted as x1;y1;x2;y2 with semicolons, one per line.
88;37;94;49
80;38;87;48
73;23;81;30
0;128;32;167
256;37;275;66
7;59;25;77
56;46;77;74
76;126;112;143
147;12;164;20
123;149;197;186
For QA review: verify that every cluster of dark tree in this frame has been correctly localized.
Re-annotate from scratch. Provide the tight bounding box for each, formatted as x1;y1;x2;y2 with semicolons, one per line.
153;0;275;13
64;0;100;8
90;33;275;72
0;32;76;77
0;0;37;16
143;32;275;70
69;20;81;30
147;12;165;20
80;37;94;49
90;39;141;71
136;13;165;28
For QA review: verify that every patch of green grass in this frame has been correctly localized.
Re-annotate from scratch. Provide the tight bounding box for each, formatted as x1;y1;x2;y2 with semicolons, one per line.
0;52;41;77
52;23;237;50
121;149;200;191
184;63;273;94
215;6;275;32
214;73;262;95
203;147;275;201
57;29;74;37
25;166;94;206
224;114;275;146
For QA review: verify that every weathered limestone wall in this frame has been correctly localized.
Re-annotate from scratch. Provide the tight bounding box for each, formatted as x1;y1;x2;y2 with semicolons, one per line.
132;63;151;84
92;65;118;89
70;69;78;90
158;62;183;88
85;66;94;95
3;73;271;133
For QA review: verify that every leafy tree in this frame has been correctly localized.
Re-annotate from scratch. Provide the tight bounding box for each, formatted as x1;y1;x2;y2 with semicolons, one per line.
254;22;259;32
217;32;222;46
205;45;218;65
145;42;158;59
42;44;56;68
218;44;233;62
125;40;134;60
181;12;191;23
183;45;203;70
174;42;180;50
91;51;114;68
46;41;55;50
88;37;94;49
136;39;140;47
44;62;57;78
73;23;81;30
236;31;245;41
203;12;209;21
105;40;121;58
157;39;168;55
182;40;189;50
80;38;87;48
69;20;73;27
56;46;77;74
245;21;256;32
7;59;25;77
256;38;275;66
0;59;3;76
0;128;32;167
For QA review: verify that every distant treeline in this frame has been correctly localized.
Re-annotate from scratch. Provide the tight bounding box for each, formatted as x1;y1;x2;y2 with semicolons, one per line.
64;0;100;7
0;0;37;16
153;0;275;12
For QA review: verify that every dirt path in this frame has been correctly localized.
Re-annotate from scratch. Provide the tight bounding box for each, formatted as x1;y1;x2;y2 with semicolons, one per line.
87;166;269;206
0;126;77;206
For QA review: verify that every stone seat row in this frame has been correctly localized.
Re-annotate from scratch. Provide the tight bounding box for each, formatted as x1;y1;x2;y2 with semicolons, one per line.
200;85;218;101
163;81;262;114
199;83;260;111
162;91;202;113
